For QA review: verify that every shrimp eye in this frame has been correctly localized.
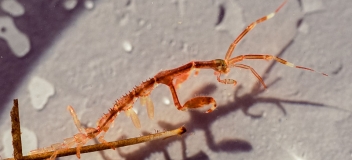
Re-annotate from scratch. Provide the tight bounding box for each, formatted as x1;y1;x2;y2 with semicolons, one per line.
214;59;228;73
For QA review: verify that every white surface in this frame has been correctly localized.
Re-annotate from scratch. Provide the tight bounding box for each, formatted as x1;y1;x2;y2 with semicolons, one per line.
0;0;351;159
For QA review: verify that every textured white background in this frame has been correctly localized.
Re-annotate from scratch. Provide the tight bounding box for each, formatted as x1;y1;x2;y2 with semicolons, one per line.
1;0;351;159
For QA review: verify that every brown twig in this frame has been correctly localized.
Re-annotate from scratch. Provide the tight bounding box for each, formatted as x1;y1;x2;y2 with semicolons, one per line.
5;123;186;160
10;99;23;159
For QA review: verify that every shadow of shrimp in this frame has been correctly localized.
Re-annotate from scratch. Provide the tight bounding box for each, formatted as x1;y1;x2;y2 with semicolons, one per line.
113;33;338;159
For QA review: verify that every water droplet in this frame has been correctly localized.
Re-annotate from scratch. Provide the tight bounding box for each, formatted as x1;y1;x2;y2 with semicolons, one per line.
139;19;145;26
28;76;55;110
133;108;138;114
0;0;25;17
84;0;94;9
0;16;30;57
122;41;133;53
3;127;37;157
63;0;78;10
163;97;170;105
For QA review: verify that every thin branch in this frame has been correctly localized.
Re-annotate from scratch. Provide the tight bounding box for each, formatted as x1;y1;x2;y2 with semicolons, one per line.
5;125;186;160
10;99;23;159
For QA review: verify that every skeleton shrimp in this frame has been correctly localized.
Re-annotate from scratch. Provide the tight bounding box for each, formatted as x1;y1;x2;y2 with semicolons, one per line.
30;0;326;159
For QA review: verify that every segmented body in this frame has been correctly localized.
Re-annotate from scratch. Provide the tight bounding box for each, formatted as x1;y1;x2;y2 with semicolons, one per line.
30;1;326;159
99;60;219;130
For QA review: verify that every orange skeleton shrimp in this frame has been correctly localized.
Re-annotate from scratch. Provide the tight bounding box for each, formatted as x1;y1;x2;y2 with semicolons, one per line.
30;0;326;159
